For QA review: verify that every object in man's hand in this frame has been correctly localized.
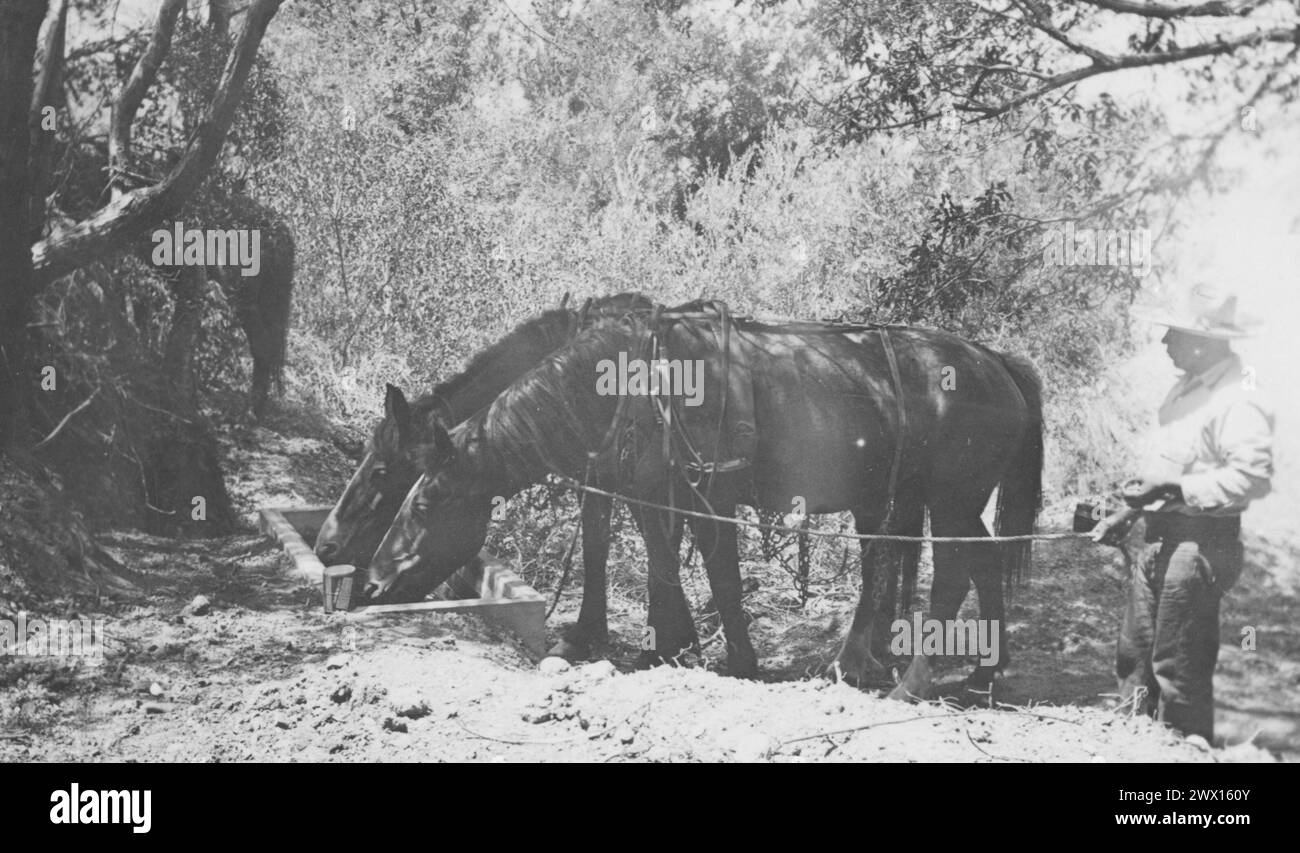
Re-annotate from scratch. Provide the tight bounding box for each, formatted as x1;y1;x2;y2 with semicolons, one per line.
1074;501;1103;533
1090;507;1138;546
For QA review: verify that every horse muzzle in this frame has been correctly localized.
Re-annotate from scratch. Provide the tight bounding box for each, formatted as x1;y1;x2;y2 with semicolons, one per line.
364;550;423;601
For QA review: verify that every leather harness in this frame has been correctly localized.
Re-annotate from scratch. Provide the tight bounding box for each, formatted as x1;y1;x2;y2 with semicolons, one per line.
627;301;908;532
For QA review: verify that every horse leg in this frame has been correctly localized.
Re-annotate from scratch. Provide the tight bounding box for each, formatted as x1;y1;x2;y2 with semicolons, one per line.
826;512;893;688
828;482;923;688
965;518;1008;699
874;483;924;662
687;504;757;678
219;271;271;419
631;504;698;667
223;269;284;420
549;493;612;661
888;506;980;702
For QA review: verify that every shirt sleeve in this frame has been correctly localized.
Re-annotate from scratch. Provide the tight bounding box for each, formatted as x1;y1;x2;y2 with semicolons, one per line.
1179;400;1275;512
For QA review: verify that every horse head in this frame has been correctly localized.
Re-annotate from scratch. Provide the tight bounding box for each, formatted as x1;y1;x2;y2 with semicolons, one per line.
314;383;428;567
364;421;495;602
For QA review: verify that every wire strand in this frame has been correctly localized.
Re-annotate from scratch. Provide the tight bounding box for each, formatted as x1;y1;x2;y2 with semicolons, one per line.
552;477;1091;545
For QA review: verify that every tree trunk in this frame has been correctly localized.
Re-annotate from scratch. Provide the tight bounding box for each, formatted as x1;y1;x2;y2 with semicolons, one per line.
0;0;47;448
163;265;206;403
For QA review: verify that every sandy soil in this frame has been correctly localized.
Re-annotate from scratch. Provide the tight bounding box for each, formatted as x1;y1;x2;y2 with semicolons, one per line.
1;415;1292;763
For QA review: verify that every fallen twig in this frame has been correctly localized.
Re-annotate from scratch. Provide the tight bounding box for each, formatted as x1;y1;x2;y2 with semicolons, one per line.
963;720;1033;763
779;704;1082;747
33;386;100;450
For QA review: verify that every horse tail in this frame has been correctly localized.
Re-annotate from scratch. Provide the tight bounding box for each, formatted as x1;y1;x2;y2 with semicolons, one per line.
994;352;1043;592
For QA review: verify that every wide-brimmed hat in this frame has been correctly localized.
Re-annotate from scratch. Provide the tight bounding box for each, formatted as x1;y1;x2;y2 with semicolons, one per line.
1138;283;1259;339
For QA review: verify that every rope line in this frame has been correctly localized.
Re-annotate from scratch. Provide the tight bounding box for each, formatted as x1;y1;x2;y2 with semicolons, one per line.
552;477;1092;544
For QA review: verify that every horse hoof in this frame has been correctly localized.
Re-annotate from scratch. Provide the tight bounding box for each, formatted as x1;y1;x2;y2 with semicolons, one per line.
963;667;998;702
548;623;607;662
547;638;591;662
635;644;700;670
886;675;934;702
886;683;925;702
726;656;759;680
823;653;888;689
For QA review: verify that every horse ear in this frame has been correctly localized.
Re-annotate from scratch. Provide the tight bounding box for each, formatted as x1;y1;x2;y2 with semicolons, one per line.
416;423;456;473
385;383;411;427
559;291;570;310
433;423;455;464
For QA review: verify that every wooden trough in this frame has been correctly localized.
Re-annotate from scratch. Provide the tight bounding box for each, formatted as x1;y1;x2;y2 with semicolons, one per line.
258;505;548;658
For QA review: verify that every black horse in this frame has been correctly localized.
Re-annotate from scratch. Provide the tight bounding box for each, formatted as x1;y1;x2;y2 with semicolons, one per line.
367;311;1043;699
315;292;662;658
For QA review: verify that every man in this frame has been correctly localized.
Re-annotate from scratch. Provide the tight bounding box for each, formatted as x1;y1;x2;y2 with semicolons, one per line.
1092;285;1273;743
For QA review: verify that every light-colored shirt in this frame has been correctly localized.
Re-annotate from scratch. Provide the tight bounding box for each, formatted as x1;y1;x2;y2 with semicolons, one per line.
1138;353;1274;516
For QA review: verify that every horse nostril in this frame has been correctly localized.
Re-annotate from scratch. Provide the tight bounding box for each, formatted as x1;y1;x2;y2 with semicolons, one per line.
317;541;340;563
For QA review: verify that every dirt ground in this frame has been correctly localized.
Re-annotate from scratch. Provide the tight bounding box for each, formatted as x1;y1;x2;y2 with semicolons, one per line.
2;412;1294;763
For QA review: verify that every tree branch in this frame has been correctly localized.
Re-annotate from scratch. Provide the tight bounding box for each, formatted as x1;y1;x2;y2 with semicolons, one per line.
108;0;184;199
1078;0;1267;19
33;385;99;450
967;24;1300;120
1012;0;1117;67
31;0;284;285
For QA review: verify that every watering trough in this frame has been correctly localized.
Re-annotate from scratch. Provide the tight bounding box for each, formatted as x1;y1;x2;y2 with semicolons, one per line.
258;505;548;658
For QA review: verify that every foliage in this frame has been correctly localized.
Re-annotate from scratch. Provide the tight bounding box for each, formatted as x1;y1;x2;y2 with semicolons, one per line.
51;0;1274;519
258;0;1193;500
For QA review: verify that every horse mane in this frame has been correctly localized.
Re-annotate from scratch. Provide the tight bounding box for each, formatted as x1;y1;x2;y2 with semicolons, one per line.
456;318;643;487
392;293;657;444
371;309;576;452
417;306;579;423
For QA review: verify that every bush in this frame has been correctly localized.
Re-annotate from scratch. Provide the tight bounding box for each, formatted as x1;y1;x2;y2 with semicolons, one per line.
263;0;1180;510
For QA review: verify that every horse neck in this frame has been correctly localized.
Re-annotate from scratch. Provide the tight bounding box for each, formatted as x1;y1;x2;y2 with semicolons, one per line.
472;327;630;491
421;309;580;425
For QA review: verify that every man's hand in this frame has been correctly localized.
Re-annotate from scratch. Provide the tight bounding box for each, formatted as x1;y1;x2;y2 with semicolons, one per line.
1091;507;1139;546
1121;477;1182;508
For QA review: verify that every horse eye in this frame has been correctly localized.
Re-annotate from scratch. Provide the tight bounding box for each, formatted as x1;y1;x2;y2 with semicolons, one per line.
370;466;386;480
